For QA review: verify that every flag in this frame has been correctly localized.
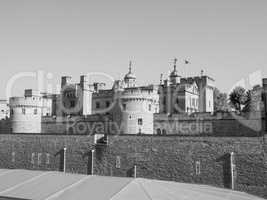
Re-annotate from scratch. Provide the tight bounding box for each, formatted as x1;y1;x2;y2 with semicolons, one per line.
185;59;190;64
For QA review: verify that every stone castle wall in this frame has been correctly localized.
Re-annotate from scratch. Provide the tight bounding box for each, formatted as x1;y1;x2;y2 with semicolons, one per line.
0;134;266;198
1;111;264;136
154;111;265;136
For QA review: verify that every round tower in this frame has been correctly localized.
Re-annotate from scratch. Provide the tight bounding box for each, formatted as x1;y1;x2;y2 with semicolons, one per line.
118;86;159;134
9;90;52;133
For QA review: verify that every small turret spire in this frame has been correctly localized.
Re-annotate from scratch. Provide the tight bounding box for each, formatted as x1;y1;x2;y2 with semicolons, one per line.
173;58;177;71
201;69;204;76
160;73;163;85
129;60;132;73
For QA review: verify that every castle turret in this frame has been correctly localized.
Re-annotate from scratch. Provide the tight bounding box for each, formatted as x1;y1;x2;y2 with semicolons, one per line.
124;61;136;88
80;75;93;115
9;89;52;133
119;86;159;134
61;76;72;89
169;58;181;85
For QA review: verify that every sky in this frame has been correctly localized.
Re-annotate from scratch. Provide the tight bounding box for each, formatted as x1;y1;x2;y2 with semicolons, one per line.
0;0;266;99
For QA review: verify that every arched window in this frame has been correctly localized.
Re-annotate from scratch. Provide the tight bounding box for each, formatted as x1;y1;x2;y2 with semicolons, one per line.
68;127;74;134
148;104;152;111
162;129;167;135
156;128;161;135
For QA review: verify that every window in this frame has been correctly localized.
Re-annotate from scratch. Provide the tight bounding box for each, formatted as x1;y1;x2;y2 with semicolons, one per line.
10;109;14;115
156;128;161;135
148;104;151;111
196;161;201;175
138;118;143;125
34;108;38;115
31;153;35;165
96;102;100;109
115;156;121;169
37;153;42;166
70;100;75;108
22;108;26;114
106;101;110;108
123;104;126;111
46;153;50;165
12;152;15;162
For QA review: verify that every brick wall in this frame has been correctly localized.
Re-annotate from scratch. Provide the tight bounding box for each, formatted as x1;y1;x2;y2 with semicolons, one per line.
0;134;266;198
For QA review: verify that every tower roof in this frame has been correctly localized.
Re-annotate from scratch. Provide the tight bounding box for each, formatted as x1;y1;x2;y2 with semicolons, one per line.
169;58;180;78
124;61;136;80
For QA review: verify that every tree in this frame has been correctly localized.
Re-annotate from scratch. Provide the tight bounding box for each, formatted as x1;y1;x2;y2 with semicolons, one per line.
229;86;249;112
242;90;251;112
213;88;229;111
243;85;263;112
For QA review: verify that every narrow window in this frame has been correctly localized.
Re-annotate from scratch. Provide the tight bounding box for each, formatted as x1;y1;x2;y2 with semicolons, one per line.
196;161;201;175
96;102;100;109
148;104;152;111
22;108;26;114
12;152;15;162
123;104;126;111
46;153;50;165
31;153;35;165
115;156;121;169
70;100;75;108
37;153;42;166
34;108;38;115
106;101;110;108
138;118;143;125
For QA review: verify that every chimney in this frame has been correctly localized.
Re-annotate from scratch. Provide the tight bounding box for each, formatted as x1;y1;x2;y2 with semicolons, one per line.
61;76;71;88
80;75;89;90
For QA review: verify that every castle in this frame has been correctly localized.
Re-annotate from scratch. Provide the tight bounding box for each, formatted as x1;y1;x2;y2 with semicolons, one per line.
8;60;216;134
